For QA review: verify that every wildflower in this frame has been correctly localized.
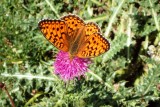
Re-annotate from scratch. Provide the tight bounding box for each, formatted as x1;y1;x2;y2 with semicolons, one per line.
54;51;91;81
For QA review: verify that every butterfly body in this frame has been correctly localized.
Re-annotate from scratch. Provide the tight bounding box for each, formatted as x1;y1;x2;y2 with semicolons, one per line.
68;26;86;58
39;14;110;59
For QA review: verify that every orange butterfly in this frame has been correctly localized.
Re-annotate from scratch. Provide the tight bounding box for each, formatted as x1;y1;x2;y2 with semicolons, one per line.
38;14;110;59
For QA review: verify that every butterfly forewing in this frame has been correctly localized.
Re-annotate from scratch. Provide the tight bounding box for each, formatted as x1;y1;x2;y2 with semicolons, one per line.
38;20;69;52
77;33;110;58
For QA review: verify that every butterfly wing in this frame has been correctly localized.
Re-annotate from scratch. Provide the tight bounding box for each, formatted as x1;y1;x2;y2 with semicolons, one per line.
85;22;101;40
77;33;110;58
76;22;110;58
38;20;69;52
60;14;85;40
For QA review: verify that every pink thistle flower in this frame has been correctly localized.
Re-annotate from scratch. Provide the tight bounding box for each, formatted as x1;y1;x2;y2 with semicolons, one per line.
54;51;91;81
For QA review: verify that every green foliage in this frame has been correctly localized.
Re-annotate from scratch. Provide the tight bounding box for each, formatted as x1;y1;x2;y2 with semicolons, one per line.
0;0;160;107
103;34;128;62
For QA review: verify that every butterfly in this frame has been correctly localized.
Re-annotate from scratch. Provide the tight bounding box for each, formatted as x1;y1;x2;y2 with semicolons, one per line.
38;14;110;59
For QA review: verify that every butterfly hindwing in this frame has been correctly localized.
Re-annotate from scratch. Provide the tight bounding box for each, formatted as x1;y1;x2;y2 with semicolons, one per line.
85;22;101;40
38;20;69;52
61;14;85;40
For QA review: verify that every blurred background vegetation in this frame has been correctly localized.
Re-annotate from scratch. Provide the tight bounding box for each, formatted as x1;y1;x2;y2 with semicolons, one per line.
0;0;160;107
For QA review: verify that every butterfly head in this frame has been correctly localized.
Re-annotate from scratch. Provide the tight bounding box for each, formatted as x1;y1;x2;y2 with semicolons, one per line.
68;53;76;60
